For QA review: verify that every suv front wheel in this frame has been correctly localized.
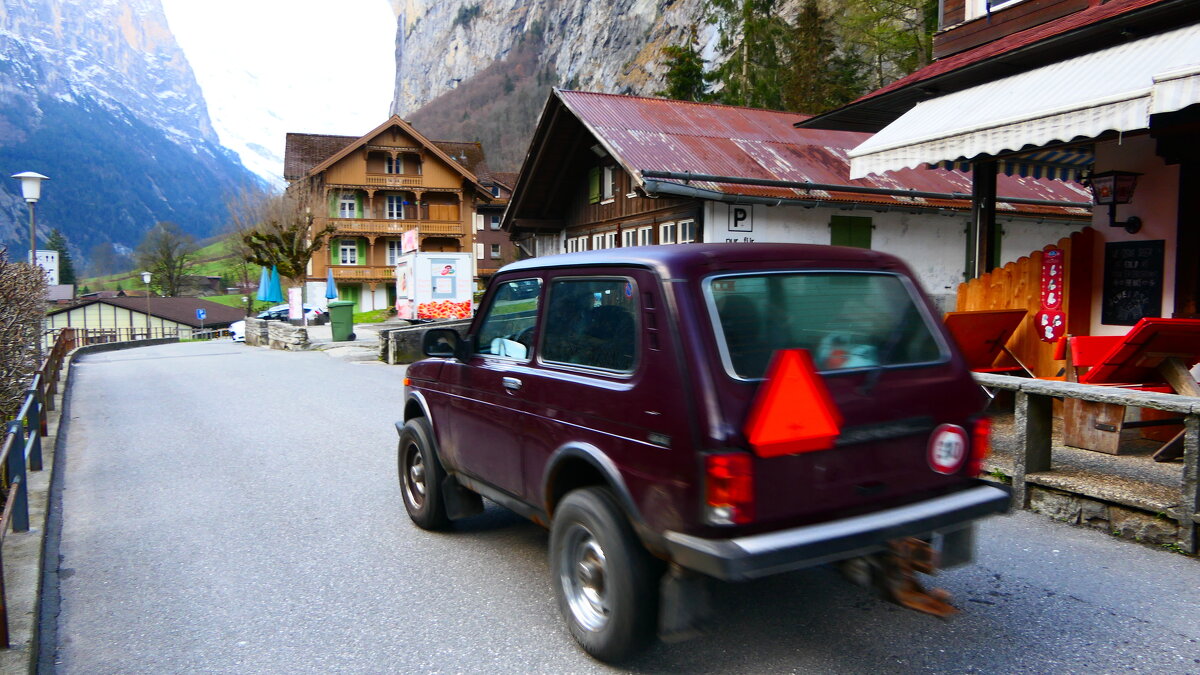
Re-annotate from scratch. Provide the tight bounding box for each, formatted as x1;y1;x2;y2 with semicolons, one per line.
398;417;450;530
550;487;658;662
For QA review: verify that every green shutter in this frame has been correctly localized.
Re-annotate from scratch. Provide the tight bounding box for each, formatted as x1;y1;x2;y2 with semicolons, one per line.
588;167;601;204
328;191;338;218
830;215;872;249
356;193;364;218
356;238;366;265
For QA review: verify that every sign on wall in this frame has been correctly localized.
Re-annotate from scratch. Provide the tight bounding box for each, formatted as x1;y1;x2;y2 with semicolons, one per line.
727;205;753;232
1102;240;1163;326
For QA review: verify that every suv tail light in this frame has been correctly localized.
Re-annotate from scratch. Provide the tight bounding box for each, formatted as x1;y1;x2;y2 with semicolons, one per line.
705;453;754;525
967;417;991;477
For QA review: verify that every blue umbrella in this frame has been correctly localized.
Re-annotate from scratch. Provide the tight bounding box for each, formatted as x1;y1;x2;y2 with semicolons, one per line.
265;265;284;304
255;266;271;302
325;267;338;300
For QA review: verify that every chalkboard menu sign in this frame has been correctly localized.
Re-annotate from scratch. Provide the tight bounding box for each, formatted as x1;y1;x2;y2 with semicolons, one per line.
1102;240;1163;326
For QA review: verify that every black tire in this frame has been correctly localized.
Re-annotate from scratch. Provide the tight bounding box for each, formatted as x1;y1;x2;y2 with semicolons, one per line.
550;487;658;663
397;417;450;530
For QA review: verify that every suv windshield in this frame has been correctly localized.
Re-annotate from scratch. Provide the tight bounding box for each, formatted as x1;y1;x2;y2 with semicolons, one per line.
707;272;945;379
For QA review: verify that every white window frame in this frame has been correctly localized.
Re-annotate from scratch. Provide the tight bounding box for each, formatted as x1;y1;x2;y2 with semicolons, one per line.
490;243;502;259
678;219;696;244
386;195;405;220
386;240;403;265
637;225;653;247
605;231;617;249
474;242;485;259
592;233;604;250
602;165;617;201
386;155;404;174
339;239;358;265
490;215;502;230
660;221;676;245
339;194;357;219
967;0;1027;20
622;229;637;248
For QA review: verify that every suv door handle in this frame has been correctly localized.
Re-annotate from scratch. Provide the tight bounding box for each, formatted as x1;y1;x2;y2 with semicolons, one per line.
502;377;523;391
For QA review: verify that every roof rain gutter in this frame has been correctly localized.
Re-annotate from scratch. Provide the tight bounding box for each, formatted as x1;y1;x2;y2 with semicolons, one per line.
640;170;1092;209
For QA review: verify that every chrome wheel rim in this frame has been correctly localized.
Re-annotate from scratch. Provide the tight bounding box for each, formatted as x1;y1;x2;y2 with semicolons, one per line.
403;442;426;509
559;523;609;632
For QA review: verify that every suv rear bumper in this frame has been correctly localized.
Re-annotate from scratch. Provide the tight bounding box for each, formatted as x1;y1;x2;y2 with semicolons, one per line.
663;483;1010;581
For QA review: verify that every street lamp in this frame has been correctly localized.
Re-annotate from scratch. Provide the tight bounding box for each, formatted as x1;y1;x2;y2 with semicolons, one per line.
142;271;152;339
11;172;49;265
1088;170;1142;234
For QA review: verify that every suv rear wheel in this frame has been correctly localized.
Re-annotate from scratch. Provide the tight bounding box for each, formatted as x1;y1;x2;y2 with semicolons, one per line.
550;487;658;662
398;417;449;530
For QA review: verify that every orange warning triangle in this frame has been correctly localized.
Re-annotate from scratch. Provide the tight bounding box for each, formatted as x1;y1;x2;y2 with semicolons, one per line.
744;349;843;458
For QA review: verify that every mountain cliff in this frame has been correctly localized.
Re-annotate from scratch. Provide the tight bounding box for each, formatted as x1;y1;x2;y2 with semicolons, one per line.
0;0;262;266
390;0;718;171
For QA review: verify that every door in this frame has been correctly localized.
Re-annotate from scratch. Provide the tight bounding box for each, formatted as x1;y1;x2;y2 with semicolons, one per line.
437;277;544;497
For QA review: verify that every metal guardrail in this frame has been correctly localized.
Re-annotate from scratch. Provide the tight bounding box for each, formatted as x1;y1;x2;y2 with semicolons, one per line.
0;328;77;647
974;372;1200;554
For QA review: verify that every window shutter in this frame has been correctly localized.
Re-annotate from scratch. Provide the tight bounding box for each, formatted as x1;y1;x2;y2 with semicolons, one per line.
588;167;601;204
356;238;366;265
356;194;364;218
830;215;872;249
328;191;338;217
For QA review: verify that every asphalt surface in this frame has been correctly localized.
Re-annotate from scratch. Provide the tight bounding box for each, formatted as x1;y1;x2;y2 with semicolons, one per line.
45;341;1200;673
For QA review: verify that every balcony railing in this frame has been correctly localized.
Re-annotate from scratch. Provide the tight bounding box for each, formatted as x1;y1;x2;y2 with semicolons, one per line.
364;174;423;187
321;216;463;237
330;265;396;281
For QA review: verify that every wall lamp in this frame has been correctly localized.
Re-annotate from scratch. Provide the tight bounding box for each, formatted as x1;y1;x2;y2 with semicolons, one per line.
1088;170;1142;234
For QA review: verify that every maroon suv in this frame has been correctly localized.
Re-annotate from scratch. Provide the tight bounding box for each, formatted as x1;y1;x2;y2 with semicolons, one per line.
397;244;1009;661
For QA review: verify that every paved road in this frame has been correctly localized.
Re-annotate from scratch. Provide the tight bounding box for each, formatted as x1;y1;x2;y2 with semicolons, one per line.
46;341;1200;673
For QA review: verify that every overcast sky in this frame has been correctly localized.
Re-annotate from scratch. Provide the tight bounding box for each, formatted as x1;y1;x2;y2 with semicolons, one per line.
160;0;398;184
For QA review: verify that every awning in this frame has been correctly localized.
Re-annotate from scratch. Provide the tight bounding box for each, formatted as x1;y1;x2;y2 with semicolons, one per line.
849;24;1200;179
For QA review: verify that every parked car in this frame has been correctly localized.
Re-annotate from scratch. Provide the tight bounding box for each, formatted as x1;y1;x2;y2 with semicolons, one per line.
397;244;1010;662
256;304;327;324
229;320;245;343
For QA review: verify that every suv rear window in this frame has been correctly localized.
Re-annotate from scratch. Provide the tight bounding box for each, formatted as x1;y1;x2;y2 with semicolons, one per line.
707;272;945;379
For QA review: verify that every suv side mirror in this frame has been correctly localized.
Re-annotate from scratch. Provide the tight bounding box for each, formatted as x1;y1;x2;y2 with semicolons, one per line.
422;328;466;359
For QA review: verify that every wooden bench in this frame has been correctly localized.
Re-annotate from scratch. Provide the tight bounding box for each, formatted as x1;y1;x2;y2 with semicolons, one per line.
943;309;1031;376
1062;318;1200;459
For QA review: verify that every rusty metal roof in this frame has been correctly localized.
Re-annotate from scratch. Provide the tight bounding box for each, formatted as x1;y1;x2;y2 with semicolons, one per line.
557;90;1091;216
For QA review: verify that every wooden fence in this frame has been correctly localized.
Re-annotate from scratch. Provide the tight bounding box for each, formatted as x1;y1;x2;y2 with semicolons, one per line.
955;227;1096;377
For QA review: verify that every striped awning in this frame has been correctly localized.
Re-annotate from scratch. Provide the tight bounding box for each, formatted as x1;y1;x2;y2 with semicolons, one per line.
936;147;1095;181
850;24;1200;179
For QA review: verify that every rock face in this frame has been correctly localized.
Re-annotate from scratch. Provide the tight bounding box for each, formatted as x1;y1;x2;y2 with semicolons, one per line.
0;0;260;262
389;0;714;118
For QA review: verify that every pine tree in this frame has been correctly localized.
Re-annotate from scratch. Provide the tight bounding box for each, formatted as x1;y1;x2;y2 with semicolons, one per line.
837;0;937;90
45;229;77;285
656;26;711;102
709;0;790;109
783;0;867;114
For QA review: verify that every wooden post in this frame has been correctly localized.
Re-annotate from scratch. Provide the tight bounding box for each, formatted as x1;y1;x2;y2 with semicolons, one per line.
1181;416;1199;553
1013;390;1053;508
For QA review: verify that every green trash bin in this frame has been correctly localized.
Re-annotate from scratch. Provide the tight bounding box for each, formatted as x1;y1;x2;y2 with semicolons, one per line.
327;300;356;342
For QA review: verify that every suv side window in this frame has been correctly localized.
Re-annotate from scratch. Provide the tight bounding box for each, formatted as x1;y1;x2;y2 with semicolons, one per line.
475;278;542;359
542;278;639;371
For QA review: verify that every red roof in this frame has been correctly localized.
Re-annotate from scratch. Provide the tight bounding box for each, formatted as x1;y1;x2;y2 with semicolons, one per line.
857;0;1168;104
559;91;1091;216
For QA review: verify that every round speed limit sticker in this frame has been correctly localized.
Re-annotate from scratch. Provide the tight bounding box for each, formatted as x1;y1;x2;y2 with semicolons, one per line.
928;424;968;474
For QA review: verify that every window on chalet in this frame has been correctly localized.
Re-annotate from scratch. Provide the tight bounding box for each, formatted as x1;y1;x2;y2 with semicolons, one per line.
679;219;696;244
605;231;617;249
490;215;502;230
490;244;502;259
968;0;1028;20
637;225;653;246
622;229;637;248
339;239;359;265
339;194;357;219
602;166;617;201
386;156;404;174
386;240;403;265
660;221;676;245
386;195;405;219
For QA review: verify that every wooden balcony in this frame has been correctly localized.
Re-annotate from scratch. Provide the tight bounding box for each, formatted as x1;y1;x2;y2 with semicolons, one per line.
329;265;395;282
320;216;463;238
364;173;423;188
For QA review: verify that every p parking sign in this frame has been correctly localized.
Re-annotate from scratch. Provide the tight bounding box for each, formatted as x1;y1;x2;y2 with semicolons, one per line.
196;308;207;321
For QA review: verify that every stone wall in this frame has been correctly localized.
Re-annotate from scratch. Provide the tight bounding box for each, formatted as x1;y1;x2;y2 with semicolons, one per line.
1029;486;1181;548
267;322;308;351
244;318;271;347
380;319;472;364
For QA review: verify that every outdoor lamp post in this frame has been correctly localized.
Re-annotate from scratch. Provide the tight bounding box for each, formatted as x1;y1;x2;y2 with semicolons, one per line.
1089;170;1142;234
142;271;152;339
11;171;49;265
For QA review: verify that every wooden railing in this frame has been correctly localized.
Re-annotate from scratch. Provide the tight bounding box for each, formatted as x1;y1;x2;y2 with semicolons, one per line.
331;266;395;281
364;174;423;187
321;217;463;237
0;328;79;647
976;372;1200;554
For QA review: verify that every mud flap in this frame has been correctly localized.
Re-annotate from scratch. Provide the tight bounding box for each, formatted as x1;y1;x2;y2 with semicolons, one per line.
838;537;958;618
659;563;714;642
441;475;484;519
